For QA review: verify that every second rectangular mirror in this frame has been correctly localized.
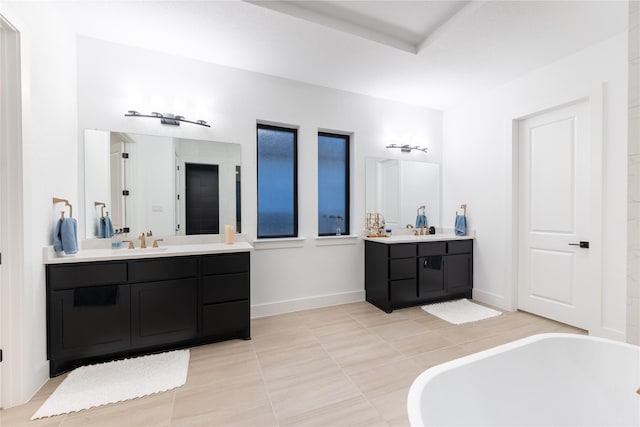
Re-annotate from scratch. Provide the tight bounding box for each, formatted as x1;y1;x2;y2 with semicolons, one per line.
365;157;440;230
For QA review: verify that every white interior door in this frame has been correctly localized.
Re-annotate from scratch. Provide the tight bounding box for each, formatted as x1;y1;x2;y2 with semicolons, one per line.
518;100;595;330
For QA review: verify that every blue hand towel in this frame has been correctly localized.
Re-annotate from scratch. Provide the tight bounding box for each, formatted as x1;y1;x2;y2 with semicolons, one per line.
54;217;78;254
97;217;105;238
455;214;467;236
102;216;115;238
53;219;64;252
416;214;427;228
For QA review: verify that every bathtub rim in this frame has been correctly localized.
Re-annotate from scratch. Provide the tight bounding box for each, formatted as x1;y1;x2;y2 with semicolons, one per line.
406;332;639;427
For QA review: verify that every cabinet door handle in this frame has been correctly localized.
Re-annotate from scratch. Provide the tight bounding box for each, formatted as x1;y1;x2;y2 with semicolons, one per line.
568;241;589;248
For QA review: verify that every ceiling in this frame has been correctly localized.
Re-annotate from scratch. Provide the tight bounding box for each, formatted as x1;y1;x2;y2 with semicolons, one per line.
245;0;473;53
29;0;628;110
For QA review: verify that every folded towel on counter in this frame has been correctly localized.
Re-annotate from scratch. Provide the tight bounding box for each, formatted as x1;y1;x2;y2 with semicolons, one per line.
415;214;427;229
454;214;467;236
99;216;115;239
53;217;78;254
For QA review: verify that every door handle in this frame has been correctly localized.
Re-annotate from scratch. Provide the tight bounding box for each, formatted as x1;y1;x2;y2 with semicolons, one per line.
568;241;589;248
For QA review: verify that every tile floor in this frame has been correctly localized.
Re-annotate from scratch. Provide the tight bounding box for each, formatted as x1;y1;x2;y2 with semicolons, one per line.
0;301;585;426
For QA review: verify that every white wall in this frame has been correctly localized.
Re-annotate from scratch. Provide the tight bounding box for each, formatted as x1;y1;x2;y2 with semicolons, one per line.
443;33;628;339
83;129;110;238
0;2;79;407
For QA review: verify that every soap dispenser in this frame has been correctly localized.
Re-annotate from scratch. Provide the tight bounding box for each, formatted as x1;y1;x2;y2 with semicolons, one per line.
111;231;122;249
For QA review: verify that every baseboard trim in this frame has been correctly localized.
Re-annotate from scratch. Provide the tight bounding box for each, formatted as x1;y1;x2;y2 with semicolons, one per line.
472;289;511;311
590;326;625;342
251;290;365;318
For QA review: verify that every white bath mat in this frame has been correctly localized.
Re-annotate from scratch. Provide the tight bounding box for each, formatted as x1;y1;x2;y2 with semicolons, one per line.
421;299;501;325
31;349;190;420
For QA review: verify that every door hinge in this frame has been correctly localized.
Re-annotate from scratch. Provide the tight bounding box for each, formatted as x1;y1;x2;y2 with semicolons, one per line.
122;190;130;196
0;349;3;362
122;152;129;159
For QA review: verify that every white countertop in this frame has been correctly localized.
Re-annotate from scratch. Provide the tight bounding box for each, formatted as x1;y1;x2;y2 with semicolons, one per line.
363;234;474;244
43;241;253;264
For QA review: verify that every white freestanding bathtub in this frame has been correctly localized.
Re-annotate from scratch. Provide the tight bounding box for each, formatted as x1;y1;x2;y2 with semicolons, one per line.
407;333;640;426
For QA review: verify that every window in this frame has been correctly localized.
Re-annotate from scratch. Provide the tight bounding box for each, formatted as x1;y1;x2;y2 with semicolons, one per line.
318;132;350;236
257;124;298;238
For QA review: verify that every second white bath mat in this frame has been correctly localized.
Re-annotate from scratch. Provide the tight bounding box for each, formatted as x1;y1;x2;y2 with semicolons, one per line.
421;298;501;324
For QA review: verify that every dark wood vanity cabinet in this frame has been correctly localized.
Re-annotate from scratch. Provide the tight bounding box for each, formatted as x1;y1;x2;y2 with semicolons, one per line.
46;252;250;376
365;239;473;313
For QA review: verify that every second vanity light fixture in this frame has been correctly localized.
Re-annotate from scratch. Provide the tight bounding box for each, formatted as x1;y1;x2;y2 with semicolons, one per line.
125;110;211;127
385;144;428;154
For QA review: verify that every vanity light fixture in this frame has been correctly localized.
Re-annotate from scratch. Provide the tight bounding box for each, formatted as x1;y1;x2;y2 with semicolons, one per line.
124;110;211;128
385;144;428;154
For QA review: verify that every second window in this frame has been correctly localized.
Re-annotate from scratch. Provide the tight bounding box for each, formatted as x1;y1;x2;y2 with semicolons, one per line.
318;132;350;236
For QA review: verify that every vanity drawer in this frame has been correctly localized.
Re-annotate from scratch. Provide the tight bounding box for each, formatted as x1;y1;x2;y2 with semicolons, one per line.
202;273;249;304
389;258;416;280
129;257;198;282
202;301;250;339
201;253;250;275
418;242;447;257
447;240;473;254
390;279;417;307
389;244;416;259
48;262;128;290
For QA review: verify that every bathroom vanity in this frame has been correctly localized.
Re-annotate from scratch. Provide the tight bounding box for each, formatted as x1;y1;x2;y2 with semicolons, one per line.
44;243;251;376
364;236;473;313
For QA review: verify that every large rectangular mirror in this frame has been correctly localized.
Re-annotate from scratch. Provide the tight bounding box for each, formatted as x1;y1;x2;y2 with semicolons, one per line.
365;157;440;229
84;129;241;239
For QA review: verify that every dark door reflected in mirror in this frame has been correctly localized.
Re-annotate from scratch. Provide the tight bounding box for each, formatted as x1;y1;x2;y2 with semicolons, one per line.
186;163;220;235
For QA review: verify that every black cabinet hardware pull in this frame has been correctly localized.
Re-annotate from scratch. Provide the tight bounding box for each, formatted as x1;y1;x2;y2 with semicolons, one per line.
568;241;589;248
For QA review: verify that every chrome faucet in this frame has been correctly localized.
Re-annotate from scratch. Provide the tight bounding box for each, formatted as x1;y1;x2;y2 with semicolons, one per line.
138;233;147;249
